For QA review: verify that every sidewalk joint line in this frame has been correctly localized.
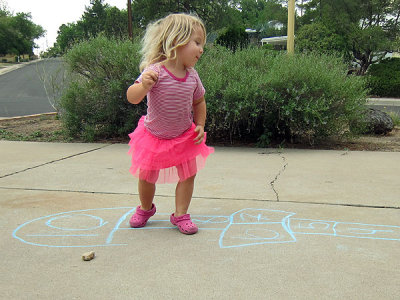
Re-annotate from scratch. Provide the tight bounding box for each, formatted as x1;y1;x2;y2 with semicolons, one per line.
1;186;398;210
0;145;110;179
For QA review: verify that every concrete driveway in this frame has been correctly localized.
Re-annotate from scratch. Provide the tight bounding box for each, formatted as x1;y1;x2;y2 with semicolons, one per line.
1;141;399;299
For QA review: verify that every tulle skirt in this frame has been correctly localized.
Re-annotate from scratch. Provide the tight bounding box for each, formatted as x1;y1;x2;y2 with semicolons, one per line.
128;116;214;184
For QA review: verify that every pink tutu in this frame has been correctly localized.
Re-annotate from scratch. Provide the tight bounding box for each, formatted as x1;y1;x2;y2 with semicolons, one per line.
128;116;214;184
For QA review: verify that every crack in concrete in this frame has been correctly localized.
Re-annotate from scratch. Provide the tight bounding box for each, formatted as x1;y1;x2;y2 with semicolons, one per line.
260;150;288;202
0;145;111;179
270;155;288;201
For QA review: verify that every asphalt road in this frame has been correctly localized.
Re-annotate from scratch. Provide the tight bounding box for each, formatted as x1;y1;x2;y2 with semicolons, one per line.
0;58;65;117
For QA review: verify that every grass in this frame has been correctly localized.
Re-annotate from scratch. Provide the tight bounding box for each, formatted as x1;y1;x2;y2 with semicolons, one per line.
0;128;70;142
0;114;73;142
0;62;18;68
1;112;400;151
388;112;400;126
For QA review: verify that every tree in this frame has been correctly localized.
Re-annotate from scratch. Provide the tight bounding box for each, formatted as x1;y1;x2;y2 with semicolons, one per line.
238;0;287;37
0;7;44;56
352;0;400;74
56;23;83;54
240;0;267;27
350;24;393;75
104;6;128;39
298;0;400;74
53;0;129;55
131;0;240;31
296;22;349;56
216;25;249;51
80;0;108;39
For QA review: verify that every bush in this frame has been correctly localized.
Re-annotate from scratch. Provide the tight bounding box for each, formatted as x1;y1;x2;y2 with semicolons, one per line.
215;26;249;52
367;58;400;97
197;46;368;144
263;52;368;143
58;35;145;141
59;38;368;145
196;46;274;142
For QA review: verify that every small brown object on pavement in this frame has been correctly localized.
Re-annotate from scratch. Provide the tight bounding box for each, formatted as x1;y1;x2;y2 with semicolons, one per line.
82;251;95;261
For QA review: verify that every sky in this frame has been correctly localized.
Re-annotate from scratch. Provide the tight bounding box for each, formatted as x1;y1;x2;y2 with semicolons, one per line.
4;0;127;55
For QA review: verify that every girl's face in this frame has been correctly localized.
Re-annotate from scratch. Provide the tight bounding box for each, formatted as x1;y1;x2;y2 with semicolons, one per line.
176;26;205;69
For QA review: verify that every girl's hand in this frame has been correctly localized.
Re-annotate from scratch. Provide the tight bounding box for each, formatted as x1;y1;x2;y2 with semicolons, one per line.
127;69;159;104
142;70;158;90
194;125;205;144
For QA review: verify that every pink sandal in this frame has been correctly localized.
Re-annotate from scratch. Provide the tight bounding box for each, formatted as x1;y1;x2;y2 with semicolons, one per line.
129;204;156;228
170;213;198;235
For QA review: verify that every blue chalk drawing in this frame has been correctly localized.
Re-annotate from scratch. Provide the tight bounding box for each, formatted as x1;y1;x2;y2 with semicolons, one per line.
12;208;400;248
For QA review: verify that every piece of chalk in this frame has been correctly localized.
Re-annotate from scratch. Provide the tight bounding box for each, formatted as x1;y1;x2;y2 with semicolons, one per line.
82;251;95;261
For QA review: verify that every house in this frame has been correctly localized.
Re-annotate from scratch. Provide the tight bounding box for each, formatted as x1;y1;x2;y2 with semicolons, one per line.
261;35;288;46
0;54;30;63
260;36;290;50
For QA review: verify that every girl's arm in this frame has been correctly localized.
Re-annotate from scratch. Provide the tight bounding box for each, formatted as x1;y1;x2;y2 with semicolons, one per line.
193;96;206;144
126;70;158;104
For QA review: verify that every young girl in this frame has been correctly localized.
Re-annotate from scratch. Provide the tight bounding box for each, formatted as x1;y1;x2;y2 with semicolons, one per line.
126;13;214;235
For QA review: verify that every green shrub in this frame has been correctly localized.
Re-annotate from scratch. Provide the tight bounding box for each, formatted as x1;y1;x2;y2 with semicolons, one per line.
215;26;249;52
197;46;368;144
367;58;400;97
388;111;400;126
59;38;368;145
58;35;145;141
263;52;368;142
196;46;274;142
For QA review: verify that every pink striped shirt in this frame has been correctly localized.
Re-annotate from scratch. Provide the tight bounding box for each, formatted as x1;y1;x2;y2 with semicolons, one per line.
136;64;205;139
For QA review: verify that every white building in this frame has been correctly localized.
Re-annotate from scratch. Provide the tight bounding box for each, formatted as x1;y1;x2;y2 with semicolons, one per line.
261;36;289;47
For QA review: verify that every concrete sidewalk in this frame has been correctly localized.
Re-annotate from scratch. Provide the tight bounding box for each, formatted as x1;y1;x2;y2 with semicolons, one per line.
0;59;41;76
0;141;399;299
368;97;400;106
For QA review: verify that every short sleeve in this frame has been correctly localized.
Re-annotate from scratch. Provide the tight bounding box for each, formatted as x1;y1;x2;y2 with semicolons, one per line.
191;69;206;101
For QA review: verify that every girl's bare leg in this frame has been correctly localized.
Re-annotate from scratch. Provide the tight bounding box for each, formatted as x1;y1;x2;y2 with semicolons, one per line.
174;175;196;216
138;179;156;211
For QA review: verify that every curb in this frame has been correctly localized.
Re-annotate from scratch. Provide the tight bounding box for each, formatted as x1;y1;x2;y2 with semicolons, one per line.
367;97;400;106
0;112;57;122
0;59;42;76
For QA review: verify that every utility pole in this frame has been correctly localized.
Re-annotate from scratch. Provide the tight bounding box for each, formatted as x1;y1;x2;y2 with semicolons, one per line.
287;0;295;54
301;0;303;17
128;0;133;40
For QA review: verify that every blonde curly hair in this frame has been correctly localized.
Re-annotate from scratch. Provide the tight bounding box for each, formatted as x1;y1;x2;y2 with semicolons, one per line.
139;13;206;71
